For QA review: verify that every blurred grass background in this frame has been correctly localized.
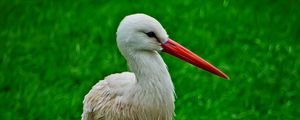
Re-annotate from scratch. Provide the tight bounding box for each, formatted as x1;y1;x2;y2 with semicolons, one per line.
0;0;299;119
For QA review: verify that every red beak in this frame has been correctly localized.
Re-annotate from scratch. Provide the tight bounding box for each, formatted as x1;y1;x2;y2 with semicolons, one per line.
162;39;229;80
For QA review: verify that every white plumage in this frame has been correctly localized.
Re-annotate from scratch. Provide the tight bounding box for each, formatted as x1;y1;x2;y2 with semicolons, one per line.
81;13;229;120
82;14;174;120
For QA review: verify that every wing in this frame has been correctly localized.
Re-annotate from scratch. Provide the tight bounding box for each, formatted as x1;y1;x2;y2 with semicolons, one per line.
81;72;136;120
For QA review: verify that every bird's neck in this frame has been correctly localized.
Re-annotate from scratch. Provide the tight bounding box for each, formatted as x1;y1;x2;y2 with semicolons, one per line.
124;50;175;118
125;50;175;96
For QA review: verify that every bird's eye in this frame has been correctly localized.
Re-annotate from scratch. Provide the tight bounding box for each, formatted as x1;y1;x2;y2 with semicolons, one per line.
145;32;157;38
145;31;160;43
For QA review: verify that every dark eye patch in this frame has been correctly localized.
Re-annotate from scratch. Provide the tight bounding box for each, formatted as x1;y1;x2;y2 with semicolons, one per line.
145;31;160;43
145;32;157;38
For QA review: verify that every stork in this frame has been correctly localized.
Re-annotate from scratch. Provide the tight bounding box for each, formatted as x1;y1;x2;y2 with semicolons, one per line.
81;13;229;120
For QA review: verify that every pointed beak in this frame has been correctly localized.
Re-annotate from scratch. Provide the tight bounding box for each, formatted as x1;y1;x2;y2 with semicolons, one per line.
162;39;230;80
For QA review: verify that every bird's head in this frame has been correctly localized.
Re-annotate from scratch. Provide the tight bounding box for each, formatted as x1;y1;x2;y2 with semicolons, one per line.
117;13;167;52
116;13;229;80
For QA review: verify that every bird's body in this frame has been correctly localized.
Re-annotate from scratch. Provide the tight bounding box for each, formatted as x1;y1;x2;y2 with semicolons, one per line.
81;14;229;120
82;52;174;120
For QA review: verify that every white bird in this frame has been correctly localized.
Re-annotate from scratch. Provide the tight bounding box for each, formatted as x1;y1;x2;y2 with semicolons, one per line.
81;13;229;120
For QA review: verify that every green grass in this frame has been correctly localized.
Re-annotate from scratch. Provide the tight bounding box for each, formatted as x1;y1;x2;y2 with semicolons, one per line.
1;0;299;119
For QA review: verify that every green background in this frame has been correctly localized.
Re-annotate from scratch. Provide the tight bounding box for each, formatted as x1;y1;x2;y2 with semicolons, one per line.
1;0;299;119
